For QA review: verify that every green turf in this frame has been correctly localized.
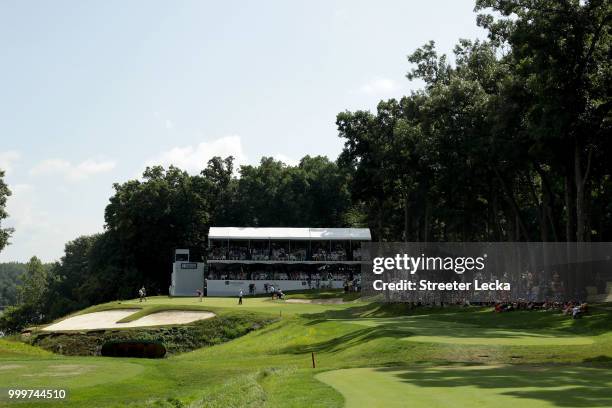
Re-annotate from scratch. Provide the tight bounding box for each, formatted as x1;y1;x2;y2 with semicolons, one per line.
1;297;611;407
0;338;53;358
316;365;612;408
335;316;598;346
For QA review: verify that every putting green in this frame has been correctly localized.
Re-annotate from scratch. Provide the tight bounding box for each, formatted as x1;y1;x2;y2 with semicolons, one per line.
316;365;612;408
336;316;594;346
120;296;354;316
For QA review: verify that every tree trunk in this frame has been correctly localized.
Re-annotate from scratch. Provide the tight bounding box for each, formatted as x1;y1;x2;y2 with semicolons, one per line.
492;166;530;241
574;140;593;242
525;171;548;242
565;173;576;242
403;193;409;242
533;163;560;241
491;187;504;241
423;199;430;242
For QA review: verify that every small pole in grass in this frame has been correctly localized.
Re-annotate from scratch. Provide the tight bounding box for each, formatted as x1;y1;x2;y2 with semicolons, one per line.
279;310;282;318
312;352;316;369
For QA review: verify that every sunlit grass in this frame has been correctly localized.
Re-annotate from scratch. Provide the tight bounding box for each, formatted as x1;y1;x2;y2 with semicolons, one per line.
1;299;610;407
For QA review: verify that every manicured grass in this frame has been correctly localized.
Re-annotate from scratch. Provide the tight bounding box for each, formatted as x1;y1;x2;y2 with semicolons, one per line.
284;289;361;302
119;295;358;316
335;315;598;346
1;298;610;407
316;365;612;408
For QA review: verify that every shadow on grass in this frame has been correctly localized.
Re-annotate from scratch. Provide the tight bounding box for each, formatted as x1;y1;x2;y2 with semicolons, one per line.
283;320;589;355
289;303;606;355
281;325;414;354
582;355;612;364
382;364;612;407
302;303;612;336
423;307;612;336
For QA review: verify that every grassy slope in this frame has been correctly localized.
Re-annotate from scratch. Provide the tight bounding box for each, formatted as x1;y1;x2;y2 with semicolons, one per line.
0;297;610;407
31;311;275;356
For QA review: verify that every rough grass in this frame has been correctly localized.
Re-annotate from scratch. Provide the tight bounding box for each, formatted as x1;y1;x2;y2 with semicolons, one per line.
0;337;53;358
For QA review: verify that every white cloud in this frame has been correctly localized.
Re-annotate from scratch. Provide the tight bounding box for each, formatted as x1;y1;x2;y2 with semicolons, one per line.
273;153;299;167
359;77;401;95
3;184;48;231
143;136;247;175
165;119;174;130
0;150;21;174
0;182;105;263
30;158;116;181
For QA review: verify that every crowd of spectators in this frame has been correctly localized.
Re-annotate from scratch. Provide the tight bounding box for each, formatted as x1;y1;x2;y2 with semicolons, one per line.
492;299;589;319
209;270;353;282
208;244;362;261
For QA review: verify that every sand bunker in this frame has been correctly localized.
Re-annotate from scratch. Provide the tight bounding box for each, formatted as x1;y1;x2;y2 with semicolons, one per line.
285;298;345;304
42;309;215;331
120;311;215;327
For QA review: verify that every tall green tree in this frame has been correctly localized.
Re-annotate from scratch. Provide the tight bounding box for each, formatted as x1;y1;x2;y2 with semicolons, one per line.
17;256;48;308
0;169;13;252
0;262;25;306
105;166;211;293
0;257;51;333
476;0;612;241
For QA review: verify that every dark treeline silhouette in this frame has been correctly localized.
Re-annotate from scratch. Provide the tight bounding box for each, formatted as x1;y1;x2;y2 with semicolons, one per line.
1;0;610;332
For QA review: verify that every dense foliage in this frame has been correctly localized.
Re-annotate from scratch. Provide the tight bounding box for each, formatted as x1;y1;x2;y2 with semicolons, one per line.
339;0;611;242
0;262;25;307
0;257;52;332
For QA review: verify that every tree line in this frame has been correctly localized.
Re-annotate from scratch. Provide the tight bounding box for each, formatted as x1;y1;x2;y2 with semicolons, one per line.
0;0;610;332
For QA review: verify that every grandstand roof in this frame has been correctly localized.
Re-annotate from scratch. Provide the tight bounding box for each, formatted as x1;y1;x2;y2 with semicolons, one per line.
208;227;371;241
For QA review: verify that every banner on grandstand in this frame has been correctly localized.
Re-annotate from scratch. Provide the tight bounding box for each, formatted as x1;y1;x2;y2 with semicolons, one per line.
360;242;612;303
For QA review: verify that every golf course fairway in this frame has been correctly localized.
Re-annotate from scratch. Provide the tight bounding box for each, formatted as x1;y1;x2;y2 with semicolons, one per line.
2;297;611;407
336;316;596;346
316;365;612;408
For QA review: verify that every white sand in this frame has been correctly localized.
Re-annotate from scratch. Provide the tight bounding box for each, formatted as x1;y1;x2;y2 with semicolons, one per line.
42;309;215;331
118;311;215;327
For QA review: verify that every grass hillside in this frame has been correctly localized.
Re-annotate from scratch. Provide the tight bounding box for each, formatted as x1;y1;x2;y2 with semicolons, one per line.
31;311;275;356
0;297;611;407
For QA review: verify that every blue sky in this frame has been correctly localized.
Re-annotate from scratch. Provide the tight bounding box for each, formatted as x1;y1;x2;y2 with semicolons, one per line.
0;0;488;262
